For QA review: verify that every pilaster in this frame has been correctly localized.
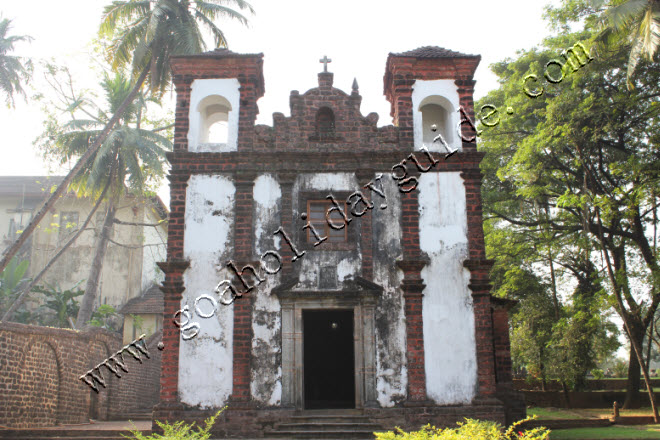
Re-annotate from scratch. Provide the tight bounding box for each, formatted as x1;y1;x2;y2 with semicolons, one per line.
277;172;297;278
461;169;497;398
230;174;257;405
355;168;375;280
155;259;190;406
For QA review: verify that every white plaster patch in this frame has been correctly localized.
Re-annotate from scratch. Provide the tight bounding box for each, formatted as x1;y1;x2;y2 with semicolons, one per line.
253;174;282;252
412;79;461;153
337;257;360;282
253;174;282;207
418;172;476;404
251;174;282;406
371;178;407;407
188;78;240;152
304;173;354;191
179;175;235;408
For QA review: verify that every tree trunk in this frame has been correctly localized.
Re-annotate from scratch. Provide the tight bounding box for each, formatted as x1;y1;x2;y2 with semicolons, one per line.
75;198;116;327
2;181;109;321
0;66;150;276
624;326;644;409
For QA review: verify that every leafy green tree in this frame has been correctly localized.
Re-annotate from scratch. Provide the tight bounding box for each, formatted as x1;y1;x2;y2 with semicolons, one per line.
0;256;30;316
547;258;620;391
508;270;556;389
479;0;659;410
0;16;32;108
32;281;84;328
0;0;253;276
35;69;172;327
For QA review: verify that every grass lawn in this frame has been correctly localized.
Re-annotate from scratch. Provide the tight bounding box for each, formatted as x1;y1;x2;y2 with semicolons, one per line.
527;407;592;420
576;407;659;418
528;406;660;420
550;425;660;439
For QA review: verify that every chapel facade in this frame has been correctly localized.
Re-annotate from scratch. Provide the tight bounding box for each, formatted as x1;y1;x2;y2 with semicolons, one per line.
154;46;525;437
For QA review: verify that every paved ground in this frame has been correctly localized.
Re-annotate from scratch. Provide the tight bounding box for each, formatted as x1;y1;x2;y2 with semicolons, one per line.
36;420;152;431
13;420;282;439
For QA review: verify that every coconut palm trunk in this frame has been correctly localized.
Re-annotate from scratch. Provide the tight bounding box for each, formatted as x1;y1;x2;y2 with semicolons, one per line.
75;197;117;327
0;66;149;276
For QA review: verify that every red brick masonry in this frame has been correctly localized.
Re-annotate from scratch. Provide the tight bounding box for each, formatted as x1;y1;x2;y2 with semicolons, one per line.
0;322;161;428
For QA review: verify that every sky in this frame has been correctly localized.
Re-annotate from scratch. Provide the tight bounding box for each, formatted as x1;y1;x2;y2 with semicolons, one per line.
0;0;561;203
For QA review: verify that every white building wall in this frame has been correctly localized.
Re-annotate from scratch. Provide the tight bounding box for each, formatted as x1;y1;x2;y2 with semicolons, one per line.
179;174;235;408
140;205;167;291
418;172;477;404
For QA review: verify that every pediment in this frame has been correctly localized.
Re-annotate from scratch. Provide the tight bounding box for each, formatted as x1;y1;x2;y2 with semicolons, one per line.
272;275;383;300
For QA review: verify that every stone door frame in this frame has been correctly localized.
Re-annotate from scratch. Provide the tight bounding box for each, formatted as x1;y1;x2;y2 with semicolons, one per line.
277;289;379;410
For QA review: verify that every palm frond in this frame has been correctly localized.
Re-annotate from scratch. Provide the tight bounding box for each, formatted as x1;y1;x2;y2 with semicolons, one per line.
627;33;645;87
199;0;254;15
605;0;648;30
639;6;660;60
194;10;228;48
100;0;151;37
109;18;148;70
195;1;250;26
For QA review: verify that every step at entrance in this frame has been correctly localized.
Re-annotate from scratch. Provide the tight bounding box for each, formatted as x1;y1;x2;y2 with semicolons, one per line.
266;410;385;439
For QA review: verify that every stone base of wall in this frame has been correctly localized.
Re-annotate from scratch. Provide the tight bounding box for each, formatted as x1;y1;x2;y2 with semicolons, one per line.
153;400;512;438
497;385;527;425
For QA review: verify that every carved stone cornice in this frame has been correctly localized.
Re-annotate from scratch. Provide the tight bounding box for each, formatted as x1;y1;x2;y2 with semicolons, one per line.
491;296;518;311
463;259;495;272
468;283;493;294
157;259;190;274
401;279;426;295
166;173;190;185
396;258;429;273
277;172;297;186
460;169;483;182
234;171;258;185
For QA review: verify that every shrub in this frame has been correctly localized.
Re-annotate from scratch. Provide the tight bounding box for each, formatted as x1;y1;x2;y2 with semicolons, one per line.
122;408;225;440
374;417;550;440
591;368;605;380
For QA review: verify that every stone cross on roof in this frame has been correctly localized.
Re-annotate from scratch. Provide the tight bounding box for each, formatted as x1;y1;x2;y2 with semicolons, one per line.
319;55;332;72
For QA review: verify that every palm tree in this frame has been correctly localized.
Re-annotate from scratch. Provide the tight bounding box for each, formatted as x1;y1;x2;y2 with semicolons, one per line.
595;0;660;86
53;72;173;327
0;16;32;107
0;0;253;276
101;0;253;95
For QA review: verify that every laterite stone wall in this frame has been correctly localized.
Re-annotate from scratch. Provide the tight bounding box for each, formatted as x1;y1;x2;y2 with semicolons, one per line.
0;322;161;428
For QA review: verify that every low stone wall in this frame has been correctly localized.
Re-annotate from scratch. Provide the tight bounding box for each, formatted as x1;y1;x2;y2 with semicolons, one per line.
514;378;660;391
523;390;658;408
0;322;161;428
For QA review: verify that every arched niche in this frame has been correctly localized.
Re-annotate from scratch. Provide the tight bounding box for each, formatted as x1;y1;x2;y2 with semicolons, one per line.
419;96;453;147
198;95;232;144
316;107;336;138
411;80;461;153
187;78;240;152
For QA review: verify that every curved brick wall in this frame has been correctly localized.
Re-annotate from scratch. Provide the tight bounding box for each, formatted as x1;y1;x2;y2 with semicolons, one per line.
0;322;161;428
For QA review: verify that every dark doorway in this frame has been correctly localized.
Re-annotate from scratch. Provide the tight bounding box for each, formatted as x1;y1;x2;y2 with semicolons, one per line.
303;309;355;409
